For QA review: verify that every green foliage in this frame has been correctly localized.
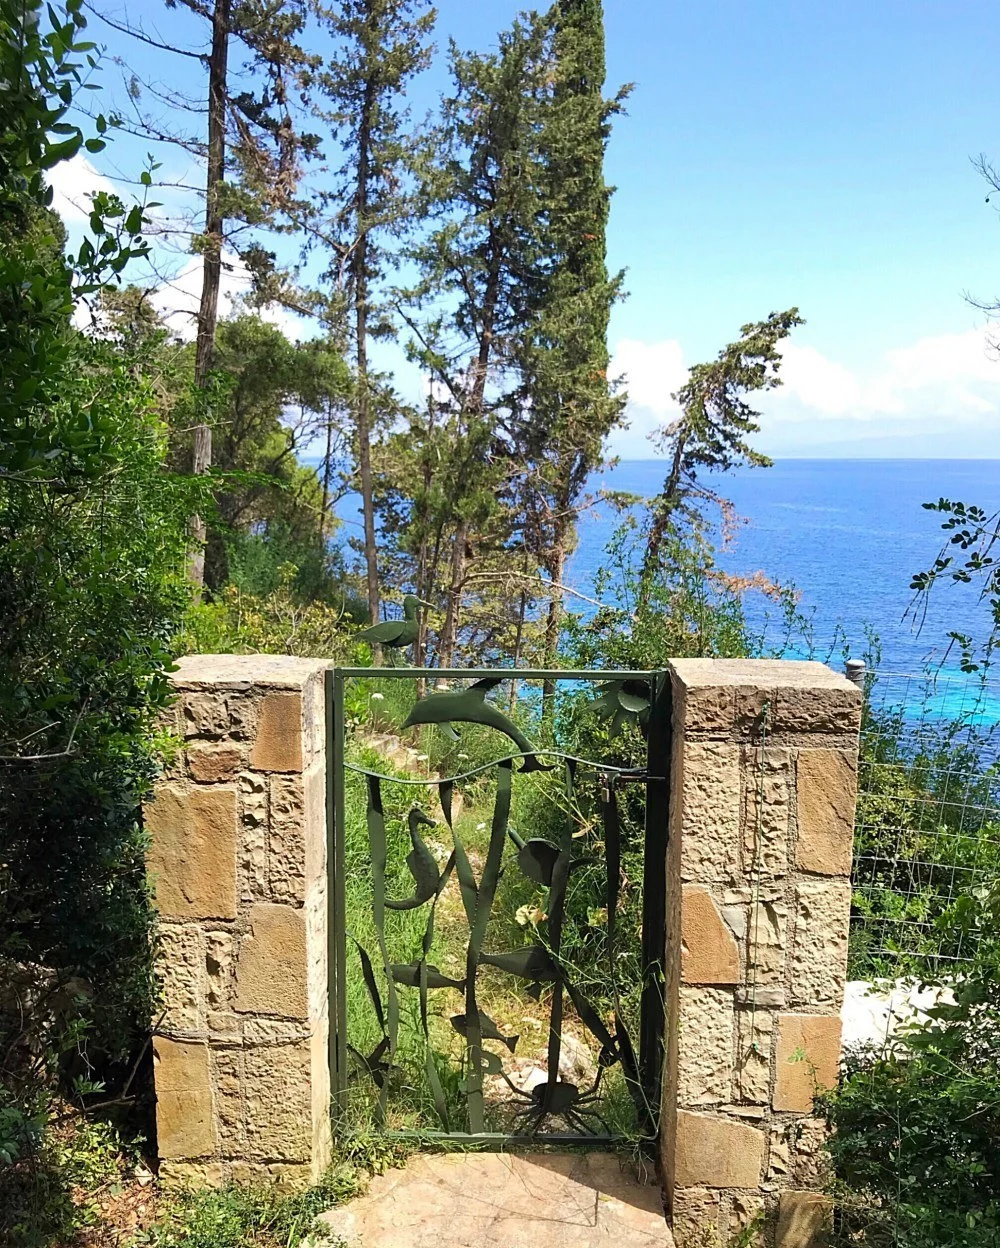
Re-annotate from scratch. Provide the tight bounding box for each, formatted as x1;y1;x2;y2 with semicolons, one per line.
0;0;198;1080
909;497;1000;672
643;309;803;584
225;521;353;606
565;513;761;678
824;881;1000;1247
177;565;365;660
0;1105;135;1248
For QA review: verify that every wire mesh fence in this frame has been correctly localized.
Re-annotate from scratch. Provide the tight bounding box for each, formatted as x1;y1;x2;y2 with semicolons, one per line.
849;663;1000;979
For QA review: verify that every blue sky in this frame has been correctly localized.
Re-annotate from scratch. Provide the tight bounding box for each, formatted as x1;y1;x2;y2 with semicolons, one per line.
53;0;1000;457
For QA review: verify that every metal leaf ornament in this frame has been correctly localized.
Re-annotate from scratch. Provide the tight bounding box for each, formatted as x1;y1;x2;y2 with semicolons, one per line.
357;595;432;662
590;679;652;738
385;809;441;910
402;677;552;772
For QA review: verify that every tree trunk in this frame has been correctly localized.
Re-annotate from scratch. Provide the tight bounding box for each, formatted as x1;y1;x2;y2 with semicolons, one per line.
319;397;334;542
642;426;688;589
541;539;567;724
188;0;231;587
438;236;501;669
353;46;380;628
438;518;468;671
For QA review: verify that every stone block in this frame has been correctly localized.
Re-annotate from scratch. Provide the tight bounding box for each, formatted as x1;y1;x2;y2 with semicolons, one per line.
159;1160;226;1188
235;903;309;1017
735;1008;773;1104
731;1192;765;1245
791;1117;831;1188
304;765;327;888
671;1186;722;1244
796;751;857;875
310;1024;332;1172
251;693;303;772
742;747;792;877
156;923;205;1033
774;1014;842;1112
679;744;740;883
682;885;740;984
238;772;269;903
775;686;861;735
154;1038;216;1160
213;1048;244;1153
735;986;786;1008
182;692;230;738
146;785;238;921
269;774;307;904
188;744;242;783
678;986;734;1105
243;1041;313;1161
776;1191;832;1248
674;1111;766;1189
789;880;850;1006
746;900;787;986
227;693;260;741
679;683;734;734
205;929;235;1010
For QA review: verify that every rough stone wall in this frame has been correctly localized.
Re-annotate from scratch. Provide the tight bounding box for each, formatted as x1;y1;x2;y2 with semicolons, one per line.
660;659;861;1248
146;655;332;1188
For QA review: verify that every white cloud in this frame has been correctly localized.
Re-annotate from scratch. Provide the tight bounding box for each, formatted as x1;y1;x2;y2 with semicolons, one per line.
610;325;1000;457
47;154;117;223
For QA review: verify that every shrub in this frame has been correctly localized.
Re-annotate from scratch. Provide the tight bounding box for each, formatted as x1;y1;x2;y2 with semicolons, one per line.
824;881;1000;1246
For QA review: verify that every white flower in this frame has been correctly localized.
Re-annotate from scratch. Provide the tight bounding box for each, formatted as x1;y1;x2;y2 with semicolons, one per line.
370;692;385;702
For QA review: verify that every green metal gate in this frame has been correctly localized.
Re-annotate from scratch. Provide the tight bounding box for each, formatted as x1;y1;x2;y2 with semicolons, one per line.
325;667;671;1147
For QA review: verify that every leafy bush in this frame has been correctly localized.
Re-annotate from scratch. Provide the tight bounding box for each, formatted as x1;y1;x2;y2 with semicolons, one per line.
0;0;199;1091
825;881;1000;1247
177;567;363;661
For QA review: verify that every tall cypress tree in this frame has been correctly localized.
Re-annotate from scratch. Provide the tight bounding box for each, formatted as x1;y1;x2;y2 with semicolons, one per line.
516;0;628;679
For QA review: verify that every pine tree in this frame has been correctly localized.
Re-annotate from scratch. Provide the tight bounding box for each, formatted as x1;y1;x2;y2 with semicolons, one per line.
404;15;551;666
515;0;628;681
309;0;436;627
643;309;804;587
90;0;321;584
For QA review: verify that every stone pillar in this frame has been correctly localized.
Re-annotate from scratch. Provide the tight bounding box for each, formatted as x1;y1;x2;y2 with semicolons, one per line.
145;655;332;1188
660;660;861;1248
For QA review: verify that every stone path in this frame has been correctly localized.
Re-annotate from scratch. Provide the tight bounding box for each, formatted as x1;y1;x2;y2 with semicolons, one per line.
317;1151;673;1248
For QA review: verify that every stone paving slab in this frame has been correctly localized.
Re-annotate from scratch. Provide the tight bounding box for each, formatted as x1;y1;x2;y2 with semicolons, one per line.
317;1151;672;1247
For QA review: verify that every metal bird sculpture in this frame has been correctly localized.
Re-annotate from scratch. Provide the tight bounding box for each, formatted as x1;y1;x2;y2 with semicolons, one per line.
401;677;552;772
357;595;432;663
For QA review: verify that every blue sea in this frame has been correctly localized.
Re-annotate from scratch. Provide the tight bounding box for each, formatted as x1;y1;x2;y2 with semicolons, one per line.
332;457;999;709
571;459;997;676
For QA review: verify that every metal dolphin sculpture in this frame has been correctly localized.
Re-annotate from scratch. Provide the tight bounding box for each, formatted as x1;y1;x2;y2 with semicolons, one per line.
401;677;552;772
390;961;466;991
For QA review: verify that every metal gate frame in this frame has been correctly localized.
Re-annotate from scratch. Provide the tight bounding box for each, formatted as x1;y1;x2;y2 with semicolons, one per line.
324;667;672;1147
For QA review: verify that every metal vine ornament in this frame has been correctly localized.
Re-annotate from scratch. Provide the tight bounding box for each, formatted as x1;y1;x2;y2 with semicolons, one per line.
349;673;655;1139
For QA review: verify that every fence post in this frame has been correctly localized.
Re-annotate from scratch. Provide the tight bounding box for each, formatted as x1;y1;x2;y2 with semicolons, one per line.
660;659;862;1248
145;655;332;1188
845;658;866;692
